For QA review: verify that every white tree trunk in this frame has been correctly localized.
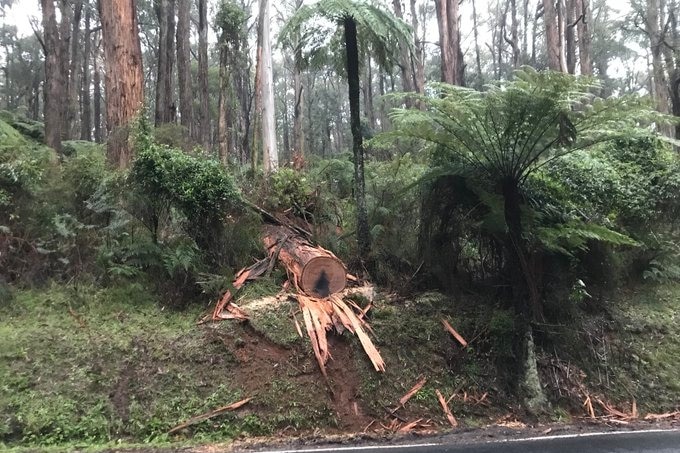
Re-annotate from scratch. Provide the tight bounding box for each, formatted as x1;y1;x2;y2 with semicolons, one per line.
260;0;278;173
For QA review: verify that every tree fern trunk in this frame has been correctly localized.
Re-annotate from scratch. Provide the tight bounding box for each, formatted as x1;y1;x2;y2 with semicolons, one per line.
502;178;547;412
344;16;370;259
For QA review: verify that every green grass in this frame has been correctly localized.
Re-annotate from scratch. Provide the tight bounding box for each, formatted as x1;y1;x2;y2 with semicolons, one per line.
0;283;260;447
606;283;680;411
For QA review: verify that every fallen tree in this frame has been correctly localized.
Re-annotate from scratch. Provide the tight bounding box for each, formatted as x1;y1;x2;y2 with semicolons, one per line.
208;216;385;376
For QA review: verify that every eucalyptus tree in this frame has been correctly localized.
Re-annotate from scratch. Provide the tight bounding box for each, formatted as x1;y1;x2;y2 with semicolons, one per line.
98;0;144;168
281;0;412;259
387;68;666;411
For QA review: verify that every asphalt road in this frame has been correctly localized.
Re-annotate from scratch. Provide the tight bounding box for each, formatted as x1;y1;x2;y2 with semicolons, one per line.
255;429;680;453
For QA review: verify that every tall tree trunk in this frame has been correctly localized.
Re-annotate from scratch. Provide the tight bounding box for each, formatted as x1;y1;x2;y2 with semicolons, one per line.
98;0;144;169
217;52;230;165
80;5;92;141
543;0;562;71
647;0;670;115
41;0;65;152
556;0;568;71
259;0;278;173
93;36;102;143
410;0;425;95
392;0;414;92
576;0;592;75
293;49;304;158
435;0;453;83
176;0;193;136
154;0;176;125
67;0;83;138
343;16;370;259
565;0;576;74
472;0;484;88
363;57;375;130
509;0;520;67
197;0;210;148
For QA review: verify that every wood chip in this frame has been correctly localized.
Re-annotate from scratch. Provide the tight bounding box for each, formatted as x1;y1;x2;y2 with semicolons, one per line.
398;418;423;433
643;411;680;421
442;319;468;348
168;397;251;434
435;389;458;428
397;376;427;408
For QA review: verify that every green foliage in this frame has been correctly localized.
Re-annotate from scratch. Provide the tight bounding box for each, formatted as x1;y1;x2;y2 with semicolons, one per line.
386;68;663;184
267;167;312;215
129;144;242;226
279;0;413;75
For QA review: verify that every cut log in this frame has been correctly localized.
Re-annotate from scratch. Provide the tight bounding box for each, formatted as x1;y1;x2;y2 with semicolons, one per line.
262;224;346;298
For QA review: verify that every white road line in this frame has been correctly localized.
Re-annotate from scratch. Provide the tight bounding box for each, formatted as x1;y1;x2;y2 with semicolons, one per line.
503;428;680;443
254;442;441;453
254;429;680;453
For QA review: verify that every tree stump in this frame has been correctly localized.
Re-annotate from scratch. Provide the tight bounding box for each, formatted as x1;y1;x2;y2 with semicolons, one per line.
262;224;346;298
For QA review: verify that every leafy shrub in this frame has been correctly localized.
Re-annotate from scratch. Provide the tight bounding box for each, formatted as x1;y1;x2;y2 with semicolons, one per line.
266;167;312;215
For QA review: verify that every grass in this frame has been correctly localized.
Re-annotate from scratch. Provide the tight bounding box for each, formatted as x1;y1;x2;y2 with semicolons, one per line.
2;279;678;450
605;283;680;411
0;281;339;449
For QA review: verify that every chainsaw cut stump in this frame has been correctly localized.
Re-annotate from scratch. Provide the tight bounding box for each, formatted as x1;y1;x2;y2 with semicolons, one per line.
262;224;346;298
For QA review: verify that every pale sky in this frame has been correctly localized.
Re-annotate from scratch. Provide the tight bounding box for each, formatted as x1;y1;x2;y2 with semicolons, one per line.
2;1;41;37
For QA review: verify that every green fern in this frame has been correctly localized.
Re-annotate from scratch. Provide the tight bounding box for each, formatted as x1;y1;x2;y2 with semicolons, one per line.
537;220;638;257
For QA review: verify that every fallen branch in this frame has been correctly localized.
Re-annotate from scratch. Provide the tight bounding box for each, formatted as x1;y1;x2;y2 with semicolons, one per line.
644;411;680;421
435;389;458;428
442;319;468;348
394;376;427;411
168;397;252;434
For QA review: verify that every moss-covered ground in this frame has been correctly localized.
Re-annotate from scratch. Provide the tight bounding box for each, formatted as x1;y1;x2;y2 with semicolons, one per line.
1;281;678;451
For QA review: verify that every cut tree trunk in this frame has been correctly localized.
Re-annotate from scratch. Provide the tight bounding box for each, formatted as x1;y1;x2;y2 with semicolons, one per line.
262;224;346;298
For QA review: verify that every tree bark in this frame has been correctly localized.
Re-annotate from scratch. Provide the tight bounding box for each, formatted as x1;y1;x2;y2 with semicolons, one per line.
647;0;670;115
154;0;176;125
410;0;425;95
80;5;92;141
259;0;278;173
344;16;370;259
197;0;210;147
93;36;102;143
472;0;484;88
435;0;462;84
262;224;347;297
392;0;414;93
67;0;83;139
98;0;144;169
176;0;193;136
576;0;592;75
543;0;562;71
565;0;576;74
292;0;305;158
41;0;65;152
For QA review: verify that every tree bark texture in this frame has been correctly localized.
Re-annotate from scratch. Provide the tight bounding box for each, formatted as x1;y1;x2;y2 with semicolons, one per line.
410;0;425;95
80;5;92;141
93;36;102;143
392;0;414;93
435;0;462;85
67;0;83;138
344;16;371;259
647;0;670;115
262;224;347;298
565;0;576;74
154;0;176;125
176;0;193;136
98;0;144;169
197;0;210;147
576;0;592;75
543;0;563;71
41;0;65;152
259;0;278;173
